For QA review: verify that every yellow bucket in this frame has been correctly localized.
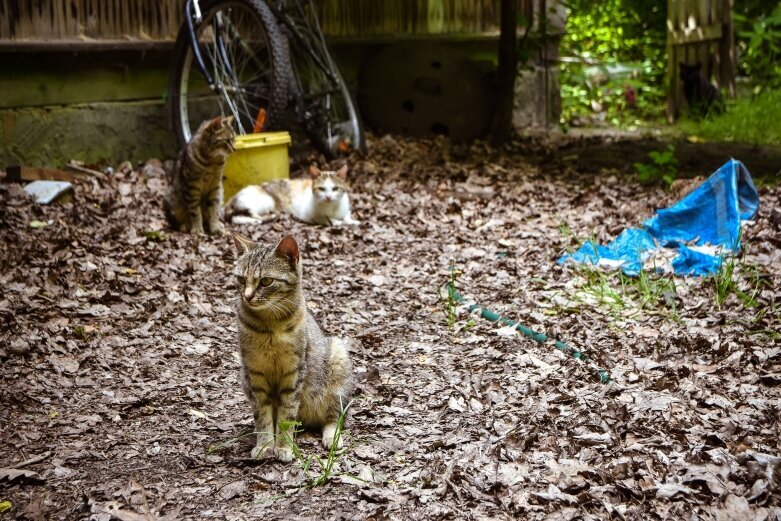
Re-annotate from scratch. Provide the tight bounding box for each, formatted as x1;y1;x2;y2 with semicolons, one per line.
223;131;292;201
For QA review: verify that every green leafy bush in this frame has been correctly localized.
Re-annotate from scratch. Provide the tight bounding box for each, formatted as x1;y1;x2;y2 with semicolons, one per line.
735;3;781;88
559;0;667;126
634;145;677;186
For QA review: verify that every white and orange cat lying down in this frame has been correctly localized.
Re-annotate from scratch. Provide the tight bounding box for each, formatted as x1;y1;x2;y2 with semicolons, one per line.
225;165;359;226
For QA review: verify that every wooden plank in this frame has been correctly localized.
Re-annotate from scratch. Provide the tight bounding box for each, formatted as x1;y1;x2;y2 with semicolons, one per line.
696;0;708;27
0;40;174;52
720;0;736;97
5;166;81;183
666;0;679;121
2;0;514;41
667;22;722;45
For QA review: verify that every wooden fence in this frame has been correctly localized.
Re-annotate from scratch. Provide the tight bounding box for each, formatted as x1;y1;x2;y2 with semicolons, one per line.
666;0;736;121
0;0;515;50
0;0;180;48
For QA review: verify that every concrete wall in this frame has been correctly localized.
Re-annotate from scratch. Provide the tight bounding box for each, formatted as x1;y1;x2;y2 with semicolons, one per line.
0;50;175;167
0;38;561;168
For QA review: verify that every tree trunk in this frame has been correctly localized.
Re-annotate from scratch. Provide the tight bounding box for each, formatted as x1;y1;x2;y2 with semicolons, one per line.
489;0;518;145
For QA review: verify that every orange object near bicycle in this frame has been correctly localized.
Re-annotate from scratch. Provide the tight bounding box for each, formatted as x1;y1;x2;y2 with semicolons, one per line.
168;0;366;158
253;108;267;134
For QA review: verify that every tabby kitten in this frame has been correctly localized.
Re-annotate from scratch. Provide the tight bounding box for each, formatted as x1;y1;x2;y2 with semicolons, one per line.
231;232;354;461
166;116;235;234
225;165;359;226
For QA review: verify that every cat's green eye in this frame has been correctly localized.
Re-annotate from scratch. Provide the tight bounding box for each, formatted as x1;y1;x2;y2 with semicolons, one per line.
259;277;274;287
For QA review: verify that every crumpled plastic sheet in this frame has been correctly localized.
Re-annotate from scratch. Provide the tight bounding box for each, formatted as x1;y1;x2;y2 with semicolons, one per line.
558;159;759;276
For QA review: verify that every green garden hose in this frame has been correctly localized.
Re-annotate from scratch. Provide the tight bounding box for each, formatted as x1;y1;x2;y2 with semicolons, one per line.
446;284;611;383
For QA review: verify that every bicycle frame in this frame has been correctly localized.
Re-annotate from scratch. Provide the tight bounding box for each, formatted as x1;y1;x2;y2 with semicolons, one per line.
185;0;213;86
185;0;256;133
176;0;362;153
185;0;236;90
265;0;344;128
268;0;338;89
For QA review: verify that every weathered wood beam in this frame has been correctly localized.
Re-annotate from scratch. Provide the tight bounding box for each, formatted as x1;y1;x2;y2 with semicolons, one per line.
667;23;723;45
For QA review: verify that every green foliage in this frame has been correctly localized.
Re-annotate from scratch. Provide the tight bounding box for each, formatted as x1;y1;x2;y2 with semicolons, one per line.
440;263;460;329
143;230;168;242
206;401;355;489
712;246;767;309
559;0;667;125
624;269;678;313
735;3;781;88
574;267;626;313
676;88;781;146
561;0;666;66
571;265;679;320
560;1;781;128
280;399;356;488
633;145;678;186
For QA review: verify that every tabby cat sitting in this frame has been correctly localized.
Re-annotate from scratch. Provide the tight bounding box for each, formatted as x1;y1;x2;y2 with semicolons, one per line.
166;116;235;234
231;232;354;461
225;165;359;226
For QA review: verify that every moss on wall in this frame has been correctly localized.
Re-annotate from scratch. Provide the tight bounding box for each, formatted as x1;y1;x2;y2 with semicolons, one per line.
0;100;176;168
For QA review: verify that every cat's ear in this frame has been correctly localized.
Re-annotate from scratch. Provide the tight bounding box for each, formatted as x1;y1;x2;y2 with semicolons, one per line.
223;115;235;128
231;231;253;255
275;235;300;265
210;115;223;128
309;165;321;179
336;165;349;180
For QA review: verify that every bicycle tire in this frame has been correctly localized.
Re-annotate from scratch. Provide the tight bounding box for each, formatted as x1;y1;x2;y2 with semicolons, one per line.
168;0;290;147
295;58;367;158
283;3;366;158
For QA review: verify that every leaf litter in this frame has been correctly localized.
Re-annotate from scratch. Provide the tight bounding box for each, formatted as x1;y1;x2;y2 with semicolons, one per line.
1;134;780;519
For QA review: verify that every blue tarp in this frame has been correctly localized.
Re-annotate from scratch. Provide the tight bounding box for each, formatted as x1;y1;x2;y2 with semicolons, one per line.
558;159;759;276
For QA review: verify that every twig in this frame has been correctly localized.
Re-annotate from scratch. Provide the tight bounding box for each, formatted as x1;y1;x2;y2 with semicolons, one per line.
66;162;107;178
11;450;52;469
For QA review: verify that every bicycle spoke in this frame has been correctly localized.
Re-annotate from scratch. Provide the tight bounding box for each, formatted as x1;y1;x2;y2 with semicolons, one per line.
221;9;275;129
216;15;253;132
177;0;286;143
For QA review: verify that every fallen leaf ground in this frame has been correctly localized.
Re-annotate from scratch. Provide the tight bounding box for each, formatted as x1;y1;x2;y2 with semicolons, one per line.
1;135;780;520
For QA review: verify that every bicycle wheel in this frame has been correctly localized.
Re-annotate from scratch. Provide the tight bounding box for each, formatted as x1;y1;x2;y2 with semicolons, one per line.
281;1;366;158
169;0;290;147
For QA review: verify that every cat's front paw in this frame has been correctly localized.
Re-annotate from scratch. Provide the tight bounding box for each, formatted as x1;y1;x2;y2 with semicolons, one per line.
322;423;343;450
190;224;205;235
209;221;226;235
251;444;273;460
273;446;295;463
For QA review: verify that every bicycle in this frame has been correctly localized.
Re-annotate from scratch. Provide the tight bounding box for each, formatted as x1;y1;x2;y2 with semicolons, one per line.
168;0;366;158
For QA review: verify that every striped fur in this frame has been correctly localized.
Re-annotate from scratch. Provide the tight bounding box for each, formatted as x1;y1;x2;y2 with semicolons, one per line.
231;233;354;461
166;116;235;234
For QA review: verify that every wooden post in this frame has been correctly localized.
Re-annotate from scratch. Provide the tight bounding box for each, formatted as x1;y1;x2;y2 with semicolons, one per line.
720;0;736;98
667;0;736;120
489;0;518;144
666;0;679;122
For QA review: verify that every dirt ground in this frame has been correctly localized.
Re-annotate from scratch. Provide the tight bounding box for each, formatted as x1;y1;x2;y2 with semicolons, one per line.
1;134;780;520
